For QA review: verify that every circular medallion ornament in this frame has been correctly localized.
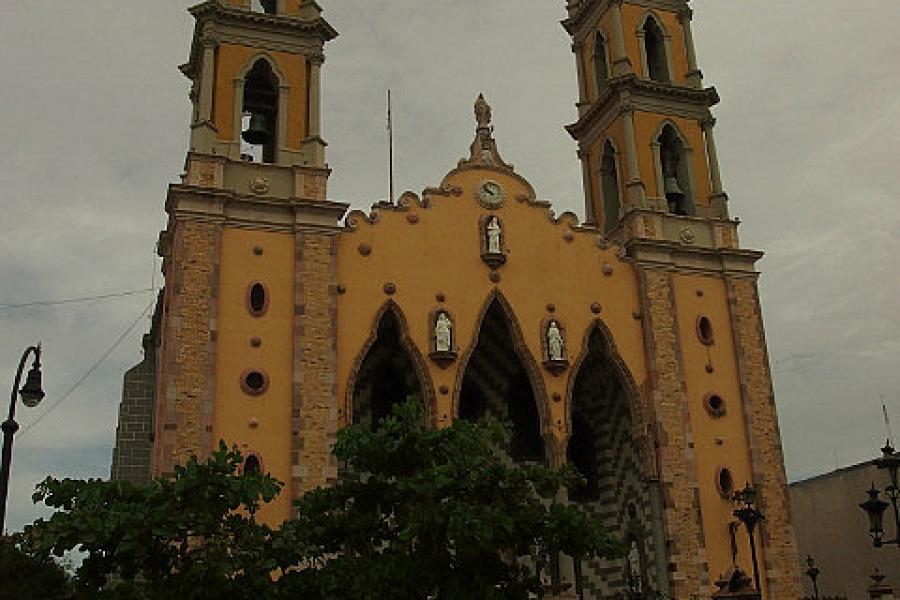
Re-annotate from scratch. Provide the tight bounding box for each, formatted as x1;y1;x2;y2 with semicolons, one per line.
477;180;504;209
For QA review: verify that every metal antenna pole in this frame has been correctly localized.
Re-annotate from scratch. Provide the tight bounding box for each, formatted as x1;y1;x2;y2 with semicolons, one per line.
883;399;894;447
387;89;394;205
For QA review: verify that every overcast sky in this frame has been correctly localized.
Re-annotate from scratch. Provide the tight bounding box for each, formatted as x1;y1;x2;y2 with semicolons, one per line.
1;1;899;532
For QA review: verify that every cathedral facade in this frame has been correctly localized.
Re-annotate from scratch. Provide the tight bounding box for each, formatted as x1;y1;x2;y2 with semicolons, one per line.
111;0;803;597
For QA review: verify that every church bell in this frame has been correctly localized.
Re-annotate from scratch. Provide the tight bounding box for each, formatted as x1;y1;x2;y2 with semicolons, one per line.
242;111;272;146
664;176;684;198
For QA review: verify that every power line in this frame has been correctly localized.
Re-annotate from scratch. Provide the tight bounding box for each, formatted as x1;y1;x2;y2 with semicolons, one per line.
18;298;156;440
0;288;155;311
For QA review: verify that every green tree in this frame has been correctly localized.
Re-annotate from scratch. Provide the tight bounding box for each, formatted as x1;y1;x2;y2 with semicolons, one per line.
279;400;619;599
24;401;619;599
0;533;71;600
24;443;283;599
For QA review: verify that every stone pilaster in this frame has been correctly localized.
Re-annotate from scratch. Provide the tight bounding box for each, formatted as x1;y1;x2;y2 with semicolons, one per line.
291;230;340;500
154;221;221;475
637;267;708;598
726;277;803;599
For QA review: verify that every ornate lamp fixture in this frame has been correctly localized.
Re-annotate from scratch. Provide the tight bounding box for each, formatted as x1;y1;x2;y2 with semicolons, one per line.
859;441;900;548
732;483;764;593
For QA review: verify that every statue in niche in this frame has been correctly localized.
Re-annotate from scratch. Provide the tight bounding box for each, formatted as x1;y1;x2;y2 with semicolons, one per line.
626;539;643;593
486;217;502;254
435;312;453;353
547;320;564;361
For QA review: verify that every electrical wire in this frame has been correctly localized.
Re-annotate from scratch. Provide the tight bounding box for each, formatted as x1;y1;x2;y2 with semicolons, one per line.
0;288;155;311
18;297;157;440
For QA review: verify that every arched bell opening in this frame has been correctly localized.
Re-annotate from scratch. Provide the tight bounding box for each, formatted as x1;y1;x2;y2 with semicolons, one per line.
600;140;621;234
250;0;277;14
641;15;670;83
351;308;427;432
241;59;279;163
566;324;662;599
458;298;545;464
593;33;609;95
658;123;695;216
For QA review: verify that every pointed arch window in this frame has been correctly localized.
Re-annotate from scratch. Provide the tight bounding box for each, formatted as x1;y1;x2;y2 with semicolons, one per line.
600;140;621;233
658;124;694;216
642;16;670;83
593;33;610;94
241;59;279;163
351;308;425;431
459;299;544;464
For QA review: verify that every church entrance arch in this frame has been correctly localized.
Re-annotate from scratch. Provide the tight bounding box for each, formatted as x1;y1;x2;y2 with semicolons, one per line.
566;322;664;599
349;302;432;430
455;293;547;464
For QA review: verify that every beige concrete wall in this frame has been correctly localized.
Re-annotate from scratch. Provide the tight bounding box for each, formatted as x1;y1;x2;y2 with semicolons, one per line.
791;462;900;599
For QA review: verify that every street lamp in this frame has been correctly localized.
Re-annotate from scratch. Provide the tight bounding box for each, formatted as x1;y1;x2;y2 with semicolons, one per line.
732;483;764;593
858;441;900;548
804;555;820;600
0;345;45;531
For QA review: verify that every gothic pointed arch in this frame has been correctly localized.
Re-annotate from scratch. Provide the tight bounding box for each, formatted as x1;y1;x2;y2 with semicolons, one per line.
346;301;435;429
235;53;287;164
564;320;665;598
652;120;695;216
638;12;671;83
454;291;549;464
600;138;622;234
593;31;610;94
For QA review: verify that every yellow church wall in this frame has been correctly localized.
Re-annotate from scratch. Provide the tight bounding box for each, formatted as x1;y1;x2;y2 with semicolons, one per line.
672;274;767;593
212;227;296;525
335;165;648;444
633;112;711;205
213;44;308;150
621;5;689;86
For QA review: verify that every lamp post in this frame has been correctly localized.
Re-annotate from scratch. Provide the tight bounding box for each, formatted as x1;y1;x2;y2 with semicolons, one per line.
732;483;764;593
0;345;45;532
858;441;900;548
804;555;820;600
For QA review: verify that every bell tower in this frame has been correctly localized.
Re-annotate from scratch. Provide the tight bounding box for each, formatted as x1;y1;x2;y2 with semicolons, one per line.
563;0;729;240
152;0;346;523
563;1;803;598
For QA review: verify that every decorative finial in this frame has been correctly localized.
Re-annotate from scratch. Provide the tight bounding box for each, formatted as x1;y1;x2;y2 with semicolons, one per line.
457;94;513;173
474;93;492;130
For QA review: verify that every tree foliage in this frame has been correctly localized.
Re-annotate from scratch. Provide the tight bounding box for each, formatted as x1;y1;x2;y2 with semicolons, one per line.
0;533;71;600
23;401;619;599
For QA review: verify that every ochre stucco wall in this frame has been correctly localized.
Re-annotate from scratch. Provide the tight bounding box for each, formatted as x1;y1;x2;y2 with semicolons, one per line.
335;165;647;442
213;44;308;149
213;227;296;525
673;274;762;590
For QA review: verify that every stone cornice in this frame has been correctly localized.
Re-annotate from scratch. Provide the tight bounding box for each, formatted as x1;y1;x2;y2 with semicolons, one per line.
181;0;337;79
565;74;718;141
166;184;348;233
562;0;689;38
626;238;763;277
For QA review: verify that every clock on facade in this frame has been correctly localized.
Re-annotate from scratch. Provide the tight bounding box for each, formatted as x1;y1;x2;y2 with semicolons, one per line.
477;180;504;208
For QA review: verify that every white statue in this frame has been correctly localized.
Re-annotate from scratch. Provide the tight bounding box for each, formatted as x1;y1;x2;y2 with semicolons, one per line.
486;217;502;254
435;312;453;352
547;320;564;361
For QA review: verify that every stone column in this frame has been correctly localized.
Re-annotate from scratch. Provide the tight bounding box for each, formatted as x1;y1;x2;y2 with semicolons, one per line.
302;54;326;167
572;41;589;117
578;148;596;224
621;104;646;206
702;116;729;218
610;0;632;77
199;38;217;123
307;55;323;138
679;8;703;88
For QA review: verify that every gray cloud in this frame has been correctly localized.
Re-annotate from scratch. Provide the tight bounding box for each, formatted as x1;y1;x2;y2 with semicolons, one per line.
1;1;898;530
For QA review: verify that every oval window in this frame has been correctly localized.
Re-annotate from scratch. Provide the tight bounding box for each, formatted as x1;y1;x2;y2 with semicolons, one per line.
244;454;261;475
697;316;714;345
248;283;268;316
717;467;735;498
241;370;269;396
704;393;726;418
